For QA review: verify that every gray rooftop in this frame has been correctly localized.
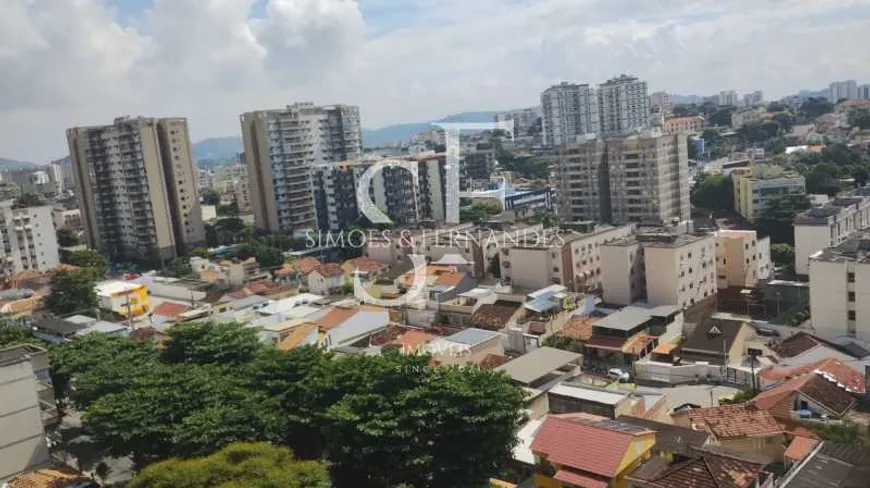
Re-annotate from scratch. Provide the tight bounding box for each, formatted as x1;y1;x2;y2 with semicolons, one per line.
494;346;581;385
812;231;870;263
445;327;500;346
593;304;677;331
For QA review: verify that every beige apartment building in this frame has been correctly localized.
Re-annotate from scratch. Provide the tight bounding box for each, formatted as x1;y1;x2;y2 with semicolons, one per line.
551;136;609;222
67;117;205;266
606;132;690;225
501;224;635;292
794;191;870;275
808;231;870;341
240;103;362;234
714;230;772;289
662;115;706;135
601;231;717;308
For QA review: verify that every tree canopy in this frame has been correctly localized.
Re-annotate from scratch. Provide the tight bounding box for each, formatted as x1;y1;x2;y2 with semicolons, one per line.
128;442;330;488
200;189;221;206
0;323;43;349
51;322;528;486
798;97;834;120
460;201;502;223
690;174;733;213
848;107;870;130
67;249;109;274
769;243;795;268
755;194;811;245
45;269;99;316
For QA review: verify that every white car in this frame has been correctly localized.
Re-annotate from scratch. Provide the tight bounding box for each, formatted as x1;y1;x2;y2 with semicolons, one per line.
607;368;630;382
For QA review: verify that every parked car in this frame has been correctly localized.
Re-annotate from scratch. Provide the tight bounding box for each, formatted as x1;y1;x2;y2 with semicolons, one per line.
608;368;630;382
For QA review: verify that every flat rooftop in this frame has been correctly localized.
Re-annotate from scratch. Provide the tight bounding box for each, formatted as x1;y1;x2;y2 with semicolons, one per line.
494;347;581;385
812;230;870;263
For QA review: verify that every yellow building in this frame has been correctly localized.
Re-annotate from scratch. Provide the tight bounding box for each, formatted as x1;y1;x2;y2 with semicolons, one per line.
529;414;655;488
95;280;150;317
732;164;806;222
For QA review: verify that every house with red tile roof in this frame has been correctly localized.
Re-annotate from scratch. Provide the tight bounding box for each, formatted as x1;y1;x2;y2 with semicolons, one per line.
529;414;656;488
752;372;856;421
758;357;865;394
628;446;772;488
783;436;819;467
671;403;787;460
307;263;347;295
341;256;387;280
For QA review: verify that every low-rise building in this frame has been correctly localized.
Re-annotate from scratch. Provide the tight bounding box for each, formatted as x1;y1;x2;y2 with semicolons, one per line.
671;403;786;460
583;304;682;366
95;280;150;318
732;165;806;222
501;224;635;293
752;372;856;422
307;263;346;295
426;327;503;366
662;115;705;135
778;442;870;487
731;107;767;128
628;446;773;488
529;414;656;488
794;192;870;275
808;231;870;341
714;230;772;289
0;344;58;481
601;231;717;309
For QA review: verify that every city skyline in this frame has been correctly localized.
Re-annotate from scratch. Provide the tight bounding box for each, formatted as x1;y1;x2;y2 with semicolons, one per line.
3;0;870;161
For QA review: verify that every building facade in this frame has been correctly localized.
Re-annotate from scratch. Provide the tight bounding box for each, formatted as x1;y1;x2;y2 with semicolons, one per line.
809;231;870;341
718;90;739;106
67;117;205;266
732;166;806;222
541;82;599;146
714;230;772;289
662;116;705;135
0;202;60;277
607;132;690;225
551;136;609;222
650;92;670;113
859;84;870;101
601;231;717;308
794;193;870;275
240;103;362;234
598;75;651;137
494;107;541;136
829;80;858;101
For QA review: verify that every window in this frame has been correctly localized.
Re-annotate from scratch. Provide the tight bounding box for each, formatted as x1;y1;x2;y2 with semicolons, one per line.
849;292;856;302
848;272;856;283
848;310;856;321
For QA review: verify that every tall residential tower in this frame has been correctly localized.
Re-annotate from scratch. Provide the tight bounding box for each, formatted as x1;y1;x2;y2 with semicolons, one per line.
598;75;651;137
67;117;205;266
240;103;362;233
541;83;599;146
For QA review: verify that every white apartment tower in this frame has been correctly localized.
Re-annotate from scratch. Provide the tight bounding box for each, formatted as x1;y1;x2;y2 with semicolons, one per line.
607;133;690;225
598;75;651;137
0;202;60;277
240;103;362;234
829;80;858;101
494;107;542;136
67;117;205;266
718;90;740;107
541;83;599;146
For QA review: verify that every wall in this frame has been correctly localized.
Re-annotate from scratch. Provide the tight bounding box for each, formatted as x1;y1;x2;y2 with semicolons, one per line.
809;259;850;340
504;248;551;290
601;243;641;305
794;225;833;276
0;359;50;481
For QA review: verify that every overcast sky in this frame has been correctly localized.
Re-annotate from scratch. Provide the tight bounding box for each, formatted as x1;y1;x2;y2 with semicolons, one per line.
2;0;870;162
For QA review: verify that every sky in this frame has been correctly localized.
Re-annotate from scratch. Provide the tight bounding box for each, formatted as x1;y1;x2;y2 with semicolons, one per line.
2;0;870;162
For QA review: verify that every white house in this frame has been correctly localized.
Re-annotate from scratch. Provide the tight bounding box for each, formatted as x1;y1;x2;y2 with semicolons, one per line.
307;263;346;295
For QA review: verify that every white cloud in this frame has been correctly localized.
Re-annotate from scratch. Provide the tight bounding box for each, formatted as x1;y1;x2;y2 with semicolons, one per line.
1;0;870;161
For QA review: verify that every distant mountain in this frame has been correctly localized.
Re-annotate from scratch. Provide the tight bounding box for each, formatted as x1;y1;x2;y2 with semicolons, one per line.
192;137;243;163
362;111;501;147
0;158;39;171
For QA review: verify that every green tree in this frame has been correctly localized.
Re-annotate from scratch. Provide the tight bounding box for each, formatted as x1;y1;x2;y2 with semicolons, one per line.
798;97;834;120
773;112;796;132
68;249;109;274
0;324;42;348
709;107;735;127
769;243;795;267
56;227;80;247
45;269;98;316
128;442;330;488
849;107;870;129
460;201;502;223
164;257;193;278
200;189;221;206
687;136;700;160
161;322;261;366
803;163;844;196
755;194;811;244
217;201;240;217
690;174;733;213
190;247;210;258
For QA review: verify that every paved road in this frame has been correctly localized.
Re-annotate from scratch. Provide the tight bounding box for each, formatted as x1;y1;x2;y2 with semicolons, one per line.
56;409;133;486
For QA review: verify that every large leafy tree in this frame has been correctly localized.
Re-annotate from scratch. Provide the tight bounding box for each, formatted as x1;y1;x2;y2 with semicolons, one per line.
798;97;834;120
849;107;870;130
769;243;795;268
68;249;109;274
756;194;811;244
128;442;330;488
45;269;99;316
161;321;261;366
0;323;43;348
690;174;733;213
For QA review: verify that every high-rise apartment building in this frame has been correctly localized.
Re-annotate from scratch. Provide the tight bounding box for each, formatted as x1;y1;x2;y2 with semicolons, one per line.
494;107;541;136
240;103;362;234
743;90;763;106
828;80;858;101
858;84;870;100
552;132;690;226
0;202;60;277
67;117;205;266
606;132;690;225
551;136;609;222
650;92;670;113
598;75;651;137
541;83;599;146
717;90;739;107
